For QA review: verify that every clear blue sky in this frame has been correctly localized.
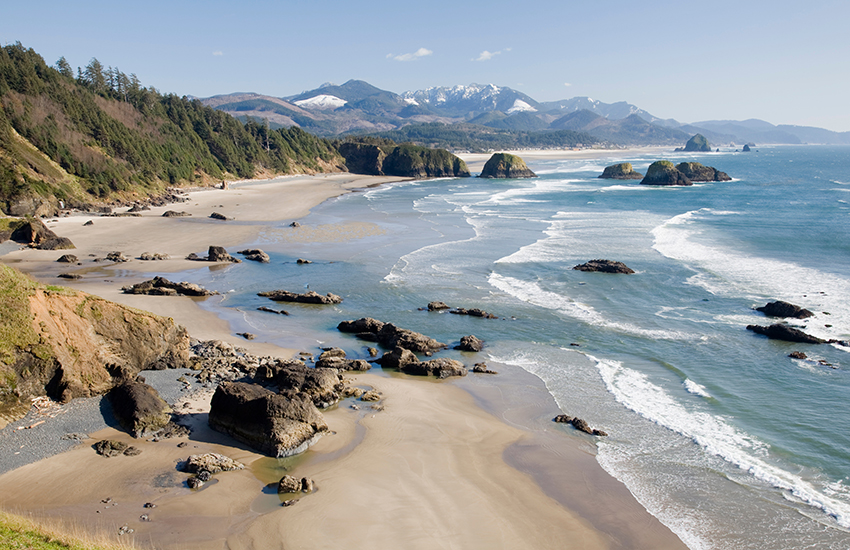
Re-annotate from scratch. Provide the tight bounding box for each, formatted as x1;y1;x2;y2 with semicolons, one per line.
3;0;849;131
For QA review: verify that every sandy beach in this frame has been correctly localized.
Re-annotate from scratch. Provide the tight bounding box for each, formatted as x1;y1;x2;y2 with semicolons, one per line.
0;159;686;549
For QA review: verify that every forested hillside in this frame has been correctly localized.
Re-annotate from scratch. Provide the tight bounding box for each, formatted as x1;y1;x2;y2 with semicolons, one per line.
0;43;344;216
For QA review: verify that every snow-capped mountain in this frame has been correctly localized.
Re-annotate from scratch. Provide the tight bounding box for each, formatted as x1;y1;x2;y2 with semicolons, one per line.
539;97;658;122
293;94;347;110
401;84;541;116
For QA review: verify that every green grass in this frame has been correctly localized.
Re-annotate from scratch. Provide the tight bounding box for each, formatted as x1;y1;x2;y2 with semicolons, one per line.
0;510;135;550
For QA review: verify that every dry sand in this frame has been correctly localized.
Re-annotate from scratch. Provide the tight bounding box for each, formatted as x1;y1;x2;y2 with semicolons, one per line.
0;161;686;549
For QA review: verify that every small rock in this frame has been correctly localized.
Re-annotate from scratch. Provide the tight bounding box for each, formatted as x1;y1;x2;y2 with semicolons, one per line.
455;335;484;352
210;212;230;220
301;478;314;493
278;475;301;493
290;222;301;228
140;514;150;522
427;301;450;311
187;476;204;489
281;499;299;507
94;440;129;457
58;273;81;280
123;446;142;456
296;258;312;264
472;363;497;374
789;351;807;360
143;502;157;508
56;254;78;263
83;220;94;226
106;251;130;263
360;390;382;402
237;332;256;340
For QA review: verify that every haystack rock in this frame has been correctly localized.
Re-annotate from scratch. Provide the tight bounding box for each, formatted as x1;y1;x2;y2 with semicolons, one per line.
479;153;536;179
639;161;692;186
675;162;731;182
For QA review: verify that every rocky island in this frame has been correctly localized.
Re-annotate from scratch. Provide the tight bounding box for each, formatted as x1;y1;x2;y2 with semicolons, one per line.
599;163;643;180
479;153;537;178
675;133;711;152
639;161;693;186
675;162;731;182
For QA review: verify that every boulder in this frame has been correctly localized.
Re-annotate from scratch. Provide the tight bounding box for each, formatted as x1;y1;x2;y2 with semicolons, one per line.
427;301;450;311
208;381;329;457
162;210;191;217
238;249;271;263
257;306;289;315
106;251;130;263
278;475;301;493
742;144;752;152
108;380;173;438
183;452;244;474
472;363;497;374
57;273;81;279
93;439;129;457
789;351;808;360
56;254;78;263
10;219;57;245
400;358;467;379
376;347;420;370
296;258;312;264
599;163;643;180
746;324;825;344
455;335;484;352
209;212;231;220
140;253;169;261
338;318;447;353
756;301;814;319
553;414;607;436
315;356;371;371
361;390;382;402
254;361;344;408
640;161;692;186
207;246;240;263
479;153;536;179
675;162;731;182
258;290;343;304
36;237;75;250
301;477;314;493
573;259;635;274
450;308;497;319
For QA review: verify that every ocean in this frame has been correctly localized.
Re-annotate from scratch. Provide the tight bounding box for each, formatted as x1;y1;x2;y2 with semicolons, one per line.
186;145;850;549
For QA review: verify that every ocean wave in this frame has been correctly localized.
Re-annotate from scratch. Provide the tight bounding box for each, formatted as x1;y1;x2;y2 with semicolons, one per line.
488;273;694;340
652;209;850;340
592;355;850;529
683;378;712;398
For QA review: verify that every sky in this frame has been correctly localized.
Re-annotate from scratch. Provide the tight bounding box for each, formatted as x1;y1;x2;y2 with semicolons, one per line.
3;0;849;131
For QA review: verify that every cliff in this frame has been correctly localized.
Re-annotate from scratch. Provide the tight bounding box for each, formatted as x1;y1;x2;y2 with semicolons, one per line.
0;265;190;427
337;141;470;179
479;153;537;178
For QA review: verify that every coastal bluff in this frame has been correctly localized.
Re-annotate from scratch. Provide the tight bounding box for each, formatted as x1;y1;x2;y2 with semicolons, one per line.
0;265;190;426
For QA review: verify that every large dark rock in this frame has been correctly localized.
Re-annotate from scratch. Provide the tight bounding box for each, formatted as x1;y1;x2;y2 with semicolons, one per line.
675;162;731;182
93;439;129;457
479;153;536;179
122;276;218;296
10;219;57;245
756;301;814;319
640;161;692;186
254;360;344;408
599;163;643;180
208;381;329;457
108;380;173;438
36;237;75;250
182;452;244;474
455;335;483;352
258;290;343;304
450;308;497;319
375;347;420;370
207;246;240;262
400;357;467;379
746;324;825;344
681;134;711;152
742;144;752;152
573;259;635;274
553;414;608;436
337;318;447;353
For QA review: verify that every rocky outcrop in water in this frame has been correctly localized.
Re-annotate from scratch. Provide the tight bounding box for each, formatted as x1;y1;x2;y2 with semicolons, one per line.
479;153;536;179
337;318;447;353
599;163;643;180
573;259;635;274
186;245;241;263
640;161;692;186
553;414;608;436
756;301;814;319
258;290;343;304
455;335;484;352
675;162;731;182
678;134;711;152
208;381;329;458
746;324;825;344
238;249;270;263
338;142;471;178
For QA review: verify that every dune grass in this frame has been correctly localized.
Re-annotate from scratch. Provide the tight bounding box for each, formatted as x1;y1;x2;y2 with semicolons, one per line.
0;509;136;550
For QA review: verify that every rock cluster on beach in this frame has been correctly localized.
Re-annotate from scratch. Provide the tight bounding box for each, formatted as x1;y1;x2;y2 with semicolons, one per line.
338;317;447;353
259;289;343;304
186;245;241;263
553;414;608;437
479;153;537;179
122;276;218;296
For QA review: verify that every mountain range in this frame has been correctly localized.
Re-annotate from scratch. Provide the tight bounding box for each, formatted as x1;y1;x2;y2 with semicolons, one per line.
201;80;850;148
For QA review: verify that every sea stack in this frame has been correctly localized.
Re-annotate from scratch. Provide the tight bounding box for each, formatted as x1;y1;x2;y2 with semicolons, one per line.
675;162;731;182
680;134;711;152
479;153;536;178
639;161;692;186
599;163;643;180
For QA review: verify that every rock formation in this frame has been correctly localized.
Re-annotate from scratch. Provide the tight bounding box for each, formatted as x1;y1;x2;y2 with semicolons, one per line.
756;301;814;319
479;153;536;178
186;246;241;263
254;360;345;408
258;290;343;304
238;249;271;263
553;414;608;436
599;163;643;180
742;144;752;152
573;259;635;274
208;381;329;458
639;161;692;186
337;318;447;353
455;335;484;352
679;134;711;152
108;379;173;437
675;162;731;182
122;276;218;296
746;324;825;344
450;307;498;319
338;142;471;178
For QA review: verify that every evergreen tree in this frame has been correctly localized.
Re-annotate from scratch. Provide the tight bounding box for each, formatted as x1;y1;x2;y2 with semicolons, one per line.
54;56;73;78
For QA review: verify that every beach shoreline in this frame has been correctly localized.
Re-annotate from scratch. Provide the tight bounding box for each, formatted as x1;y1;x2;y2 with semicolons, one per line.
0;154;686;549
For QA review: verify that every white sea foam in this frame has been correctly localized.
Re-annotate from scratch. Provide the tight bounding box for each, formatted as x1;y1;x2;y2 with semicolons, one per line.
592;355;850;529
488;273;693;340
652;209;850;341
683;379;711;398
